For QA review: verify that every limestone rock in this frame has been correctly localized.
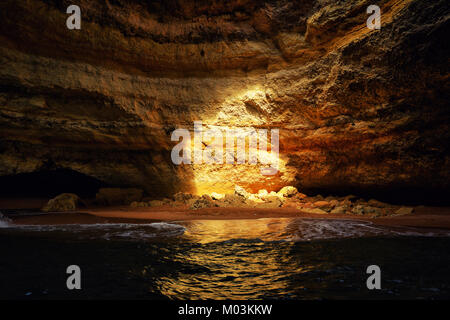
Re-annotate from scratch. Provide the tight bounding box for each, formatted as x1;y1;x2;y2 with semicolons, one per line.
330;206;348;214
296;193;308;200
130;201;149;208
216;194;247;208
352;205;365;215
190;195;216;210
0;0;448;200
210;192;225;200
395;207;414;215
247;194;265;203
173;192;195;203
42;193;82;212
255;196;283;208
300;208;328;215
257;189;269;197
277;186;298;198
352;205;383;215
313;200;330;208
234;186;250;199
148;200;165;207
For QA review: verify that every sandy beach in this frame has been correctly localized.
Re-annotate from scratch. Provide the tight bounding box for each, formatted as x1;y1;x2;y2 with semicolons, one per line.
3;198;450;231
85;206;450;229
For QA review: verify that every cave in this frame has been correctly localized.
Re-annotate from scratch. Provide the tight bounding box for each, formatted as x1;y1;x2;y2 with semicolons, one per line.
0;169;107;199
1;0;450;303
0;0;448;204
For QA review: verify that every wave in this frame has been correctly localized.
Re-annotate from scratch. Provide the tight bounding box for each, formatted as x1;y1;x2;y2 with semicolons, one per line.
182;218;450;243
0;212;11;228
288;218;450;241
1;215;449;242
0;219;186;240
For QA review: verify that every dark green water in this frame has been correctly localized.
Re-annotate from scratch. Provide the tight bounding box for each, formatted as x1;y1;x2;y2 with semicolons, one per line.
0;217;449;299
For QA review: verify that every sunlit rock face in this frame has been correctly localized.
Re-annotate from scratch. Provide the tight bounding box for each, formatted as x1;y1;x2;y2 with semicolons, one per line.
0;0;448;198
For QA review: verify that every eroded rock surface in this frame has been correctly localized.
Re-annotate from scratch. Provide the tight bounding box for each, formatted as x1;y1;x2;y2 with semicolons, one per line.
0;0;448;199
42;193;82;212
136;185;409;217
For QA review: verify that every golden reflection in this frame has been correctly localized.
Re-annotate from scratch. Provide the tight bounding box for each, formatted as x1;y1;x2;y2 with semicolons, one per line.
156;219;311;299
183;218;293;243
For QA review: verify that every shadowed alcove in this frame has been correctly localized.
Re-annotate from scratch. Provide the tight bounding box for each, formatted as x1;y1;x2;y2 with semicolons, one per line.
0;169;108;199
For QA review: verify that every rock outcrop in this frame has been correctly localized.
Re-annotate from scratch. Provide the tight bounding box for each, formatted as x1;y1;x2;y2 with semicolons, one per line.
0;0;448;202
41;193;82;212
134;185;409;217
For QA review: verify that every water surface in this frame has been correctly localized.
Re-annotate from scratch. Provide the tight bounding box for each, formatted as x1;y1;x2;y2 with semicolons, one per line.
0;215;449;299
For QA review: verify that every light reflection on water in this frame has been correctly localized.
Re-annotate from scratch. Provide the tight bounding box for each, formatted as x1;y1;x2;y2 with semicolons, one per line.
157;240;307;299
1;215;450;299
153;219;450;299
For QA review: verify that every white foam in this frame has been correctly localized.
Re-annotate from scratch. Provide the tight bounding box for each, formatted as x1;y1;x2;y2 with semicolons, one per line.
0;221;186;240
289;218;450;241
0;213;11;228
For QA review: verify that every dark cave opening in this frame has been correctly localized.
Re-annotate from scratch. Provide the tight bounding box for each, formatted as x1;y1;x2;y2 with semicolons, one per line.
0;169;108;199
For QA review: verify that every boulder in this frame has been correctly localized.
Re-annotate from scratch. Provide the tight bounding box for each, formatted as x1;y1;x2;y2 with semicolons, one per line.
298;202;316;209
313;200;336;212
330;206;348;214
300;208;328;215
130;201;149;207
216;194;247;208
395;207;414;215
352;205;365;215
362;206;381;214
351;205;383;215
257;189;269;197
255;196;283;208
96;188;143;205
190;195;216;210
296;193;308;199
258;191;282;202
329;199;339;208
170;201;186;207
162;198;174;204
247;194;265;203
42;193;82;212
173;192;195;203
149;200;165;207
234;185;250;198
281;200;300;209
277;186;299;198
339;199;353;207
313;200;330;208
210;192;225;200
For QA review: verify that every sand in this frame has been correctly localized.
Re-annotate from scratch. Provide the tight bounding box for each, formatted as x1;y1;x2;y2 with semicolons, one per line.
2;198;450;230
83;205;450;229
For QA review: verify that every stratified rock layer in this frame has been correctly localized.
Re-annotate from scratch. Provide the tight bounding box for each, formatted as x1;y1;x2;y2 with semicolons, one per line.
0;0;449;199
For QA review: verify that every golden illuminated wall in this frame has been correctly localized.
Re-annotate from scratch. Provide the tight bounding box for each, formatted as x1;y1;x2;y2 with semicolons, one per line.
171;88;297;195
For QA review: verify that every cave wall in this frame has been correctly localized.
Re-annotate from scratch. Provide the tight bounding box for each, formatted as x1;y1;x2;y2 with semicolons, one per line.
0;0;449;198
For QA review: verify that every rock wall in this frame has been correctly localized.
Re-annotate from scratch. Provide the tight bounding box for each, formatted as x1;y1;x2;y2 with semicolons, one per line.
0;0;449;199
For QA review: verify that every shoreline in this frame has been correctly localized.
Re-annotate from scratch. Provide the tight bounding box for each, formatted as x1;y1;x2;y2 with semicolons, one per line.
3;202;450;231
84;206;450;230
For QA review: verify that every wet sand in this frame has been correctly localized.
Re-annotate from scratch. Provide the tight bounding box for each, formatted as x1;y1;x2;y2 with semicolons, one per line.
2;198;450;230
83;206;450;230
